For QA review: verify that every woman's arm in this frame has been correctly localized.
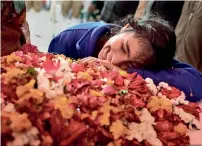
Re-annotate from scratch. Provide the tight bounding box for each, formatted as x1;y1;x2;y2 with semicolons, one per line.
128;67;202;102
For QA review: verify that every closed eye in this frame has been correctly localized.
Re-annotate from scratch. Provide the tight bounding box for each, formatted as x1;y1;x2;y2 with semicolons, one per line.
121;41;130;57
126;40;130;57
121;43;126;54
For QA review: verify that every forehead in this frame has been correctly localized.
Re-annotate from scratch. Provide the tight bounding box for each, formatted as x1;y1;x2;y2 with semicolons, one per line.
120;32;141;49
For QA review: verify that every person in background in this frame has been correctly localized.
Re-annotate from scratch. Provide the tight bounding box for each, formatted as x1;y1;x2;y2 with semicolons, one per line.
100;1;139;23
25;1;44;12
1;1;30;56
87;0;104;22
151;1;184;28
134;1;184;29
175;1;202;72
61;1;83;19
48;14;202;102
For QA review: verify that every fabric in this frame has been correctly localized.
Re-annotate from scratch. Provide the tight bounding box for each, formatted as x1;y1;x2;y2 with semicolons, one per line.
175;1;202;72
48;22;202;102
13;1;25;14
92;0;104;11
100;1;139;23
151;1;184;28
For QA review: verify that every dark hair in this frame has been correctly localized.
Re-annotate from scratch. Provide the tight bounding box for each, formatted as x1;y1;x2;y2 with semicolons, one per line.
111;14;176;69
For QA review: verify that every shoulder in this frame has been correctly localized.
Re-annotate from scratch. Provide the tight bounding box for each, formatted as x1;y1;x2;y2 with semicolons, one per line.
64;22;108;30
51;22;111;42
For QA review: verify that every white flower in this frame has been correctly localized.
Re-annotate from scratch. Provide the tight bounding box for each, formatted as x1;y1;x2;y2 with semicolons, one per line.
126;108;162;146
7;127;40;146
171;91;189;105
139;108;155;124
37;73;64;99
3;103;15;113
173;107;200;129
145;78;158;95
157;92;167;98
157;82;171;90
126;122;142;141
36;58;74;99
126;122;162;146
147;137;163;146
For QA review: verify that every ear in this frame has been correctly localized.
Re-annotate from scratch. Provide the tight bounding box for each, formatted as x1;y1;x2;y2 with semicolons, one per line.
120;24;130;32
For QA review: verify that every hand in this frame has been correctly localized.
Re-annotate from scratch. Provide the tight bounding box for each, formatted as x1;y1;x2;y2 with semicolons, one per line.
77;57;124;71
88;4;96;13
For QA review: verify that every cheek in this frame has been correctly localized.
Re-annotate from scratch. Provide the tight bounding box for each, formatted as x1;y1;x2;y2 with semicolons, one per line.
98;46;109;59
109;37;122;50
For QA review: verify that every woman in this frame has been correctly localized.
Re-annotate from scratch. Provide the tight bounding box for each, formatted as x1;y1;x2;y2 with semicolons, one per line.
48;15;202;102
1;1;30;56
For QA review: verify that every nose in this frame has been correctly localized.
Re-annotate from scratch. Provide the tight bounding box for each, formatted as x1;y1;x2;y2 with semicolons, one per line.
111;54;128;65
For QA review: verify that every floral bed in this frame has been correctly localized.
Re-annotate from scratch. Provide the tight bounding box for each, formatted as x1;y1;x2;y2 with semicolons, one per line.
1;45;201;146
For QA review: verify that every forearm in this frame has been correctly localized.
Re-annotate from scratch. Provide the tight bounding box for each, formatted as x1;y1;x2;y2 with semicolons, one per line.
127;67;202;102
21;21;31;44
134;1;149;18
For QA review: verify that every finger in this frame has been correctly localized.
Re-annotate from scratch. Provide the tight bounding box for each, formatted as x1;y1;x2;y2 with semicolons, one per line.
77;57;94;63
98;60;119;71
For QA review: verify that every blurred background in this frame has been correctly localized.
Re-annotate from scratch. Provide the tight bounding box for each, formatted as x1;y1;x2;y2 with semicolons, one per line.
25;0;184;53
26;0;91;52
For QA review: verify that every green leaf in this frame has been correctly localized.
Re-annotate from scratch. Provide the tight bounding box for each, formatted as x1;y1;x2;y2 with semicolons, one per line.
119;90;128;95
27;67;37;75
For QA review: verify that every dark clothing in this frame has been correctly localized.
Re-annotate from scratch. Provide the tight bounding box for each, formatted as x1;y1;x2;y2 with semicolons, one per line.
175;1;202;72
151;1;184;28
100;1;139;23
48;22;202;102
92;0;104;11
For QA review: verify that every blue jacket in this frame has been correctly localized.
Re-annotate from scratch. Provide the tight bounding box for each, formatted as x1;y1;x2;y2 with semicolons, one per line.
48;22;202;102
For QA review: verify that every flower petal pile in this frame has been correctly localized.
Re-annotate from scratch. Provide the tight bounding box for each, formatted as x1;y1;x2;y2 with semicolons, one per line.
1;46;201;146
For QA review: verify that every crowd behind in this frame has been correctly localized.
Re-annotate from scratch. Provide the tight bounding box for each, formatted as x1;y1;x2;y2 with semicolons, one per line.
1;1;202;72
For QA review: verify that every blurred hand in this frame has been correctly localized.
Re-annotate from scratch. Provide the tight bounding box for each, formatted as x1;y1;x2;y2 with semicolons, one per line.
21;21;31;44
134;1;149;19
88;4;96;13
77;57;124;71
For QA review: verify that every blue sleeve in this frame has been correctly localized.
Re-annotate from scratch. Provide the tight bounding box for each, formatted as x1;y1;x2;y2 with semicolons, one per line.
128;66;202;102
48;29;87;59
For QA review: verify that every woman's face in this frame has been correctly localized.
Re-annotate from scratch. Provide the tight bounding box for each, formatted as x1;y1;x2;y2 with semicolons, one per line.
98;31;152;69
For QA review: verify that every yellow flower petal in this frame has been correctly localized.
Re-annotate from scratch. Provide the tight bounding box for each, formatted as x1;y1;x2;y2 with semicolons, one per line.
110;120;127;139
119;70;128;77
89;89;103;97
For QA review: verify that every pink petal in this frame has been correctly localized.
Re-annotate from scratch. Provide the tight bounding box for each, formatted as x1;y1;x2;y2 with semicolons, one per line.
15;51;23;57
102;85;117;95
71;63;85;73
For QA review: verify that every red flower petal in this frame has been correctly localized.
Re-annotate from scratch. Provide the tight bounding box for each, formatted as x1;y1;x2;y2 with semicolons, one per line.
20;44;39;54
71;63;85;73
131;95;145;108
102;85;117;95
42;58;60;73
114;75;124;86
